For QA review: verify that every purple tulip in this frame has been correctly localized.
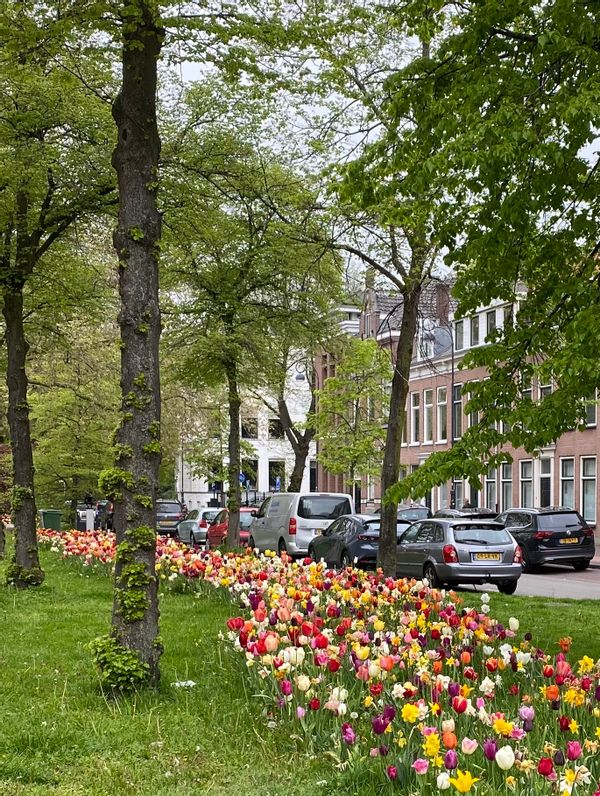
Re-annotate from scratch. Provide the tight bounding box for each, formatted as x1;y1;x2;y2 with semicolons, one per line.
483;739;497;761
553;750;565;766
523;719;534;733
383;705;396;722
379;744;389;756
444;750;458;770
372;714;389;735
280;680;292;696
341;723;356;745
448;682;460;698
595;685;600;702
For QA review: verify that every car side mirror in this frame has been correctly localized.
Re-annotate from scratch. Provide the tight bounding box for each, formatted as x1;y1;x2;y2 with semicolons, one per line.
251;510;257;517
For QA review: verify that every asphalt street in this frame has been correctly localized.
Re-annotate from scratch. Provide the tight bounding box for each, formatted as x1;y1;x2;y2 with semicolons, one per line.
455;561;600;600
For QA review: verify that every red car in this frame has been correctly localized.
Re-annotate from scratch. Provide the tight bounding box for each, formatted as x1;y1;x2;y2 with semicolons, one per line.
207;507;255;549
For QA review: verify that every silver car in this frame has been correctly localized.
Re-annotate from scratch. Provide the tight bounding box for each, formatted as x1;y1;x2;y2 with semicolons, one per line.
396;519;522;594
176;509;220;548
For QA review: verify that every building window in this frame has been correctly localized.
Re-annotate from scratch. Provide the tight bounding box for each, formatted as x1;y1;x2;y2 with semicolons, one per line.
560;458;574;508
241;417;258;439
455;320;464;351
585;392;597;427
539;384;552;401
486;310;497;339
503;305;513;327
470;316;479;347
451;478;463;509
485;467;497;511
581;456;596;523
438;483;448;510
467;381;479;427
410;392;420;443
268;460;285;491
436;387;447;442
452;384;462;440
268;418;285;439
423;389;433;442
241;459;258;489
520;460;533;507
420;335;434;359
501;463;512;510
539;458;552;507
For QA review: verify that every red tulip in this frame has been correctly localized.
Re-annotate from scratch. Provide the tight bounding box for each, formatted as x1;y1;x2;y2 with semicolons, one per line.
537;758;554;777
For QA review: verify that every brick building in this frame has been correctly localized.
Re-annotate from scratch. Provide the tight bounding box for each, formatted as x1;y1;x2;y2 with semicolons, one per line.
316;290;598;526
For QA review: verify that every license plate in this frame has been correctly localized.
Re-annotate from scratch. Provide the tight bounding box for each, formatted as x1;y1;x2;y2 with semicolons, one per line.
474;553;501;561
560;537;579;545
159;520;171;526
315;528;324;535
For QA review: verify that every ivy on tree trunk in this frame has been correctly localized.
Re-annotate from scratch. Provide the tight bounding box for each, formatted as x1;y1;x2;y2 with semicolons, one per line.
226;362;241;548
99;0;164;689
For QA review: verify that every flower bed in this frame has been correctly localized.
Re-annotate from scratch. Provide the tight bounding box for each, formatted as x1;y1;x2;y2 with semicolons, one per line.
38;528;600;794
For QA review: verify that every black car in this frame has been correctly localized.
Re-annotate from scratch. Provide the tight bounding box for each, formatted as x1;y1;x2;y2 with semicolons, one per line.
374;503;432;521
308;514;412;570
495;507;595;571
156;499;184;537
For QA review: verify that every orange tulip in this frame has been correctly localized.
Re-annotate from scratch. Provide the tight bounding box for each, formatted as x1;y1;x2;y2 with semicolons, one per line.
442;731;458;749
379;655;395;672
545;684;560;701
460;651;472;665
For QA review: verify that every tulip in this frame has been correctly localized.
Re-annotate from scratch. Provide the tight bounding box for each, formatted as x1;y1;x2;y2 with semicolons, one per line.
519;706;535;722
386;765;398;780
280;680;292;696
553;750;565;766
461;738;478;755
483;739;497;761
566;741;582;761
412;758;429;775
508;617;519;632
437;772;451;790
495;745;515;770
558;715;570;732
341;723;356;745
372;715;389;735
537;758;554;777
444;750;458;770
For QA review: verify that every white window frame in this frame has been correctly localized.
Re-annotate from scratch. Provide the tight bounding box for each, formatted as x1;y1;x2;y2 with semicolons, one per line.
423;389;433;443
410;392;420;444
470;315;480;347
436;387;447;442
585;390;597;427
452;383;462;441
559;457;575;508
455;319;464;351
501;462;513;511
580;456;597;524
467;381;479;428
485;467;497;511
486;309;497;339
520;459;533;508
539;457;553;507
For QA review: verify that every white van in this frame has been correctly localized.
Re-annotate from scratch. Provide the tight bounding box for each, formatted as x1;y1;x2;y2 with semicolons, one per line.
248;492;354;556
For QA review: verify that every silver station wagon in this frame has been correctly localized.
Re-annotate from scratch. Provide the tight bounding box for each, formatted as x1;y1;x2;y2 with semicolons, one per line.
396;519;523;595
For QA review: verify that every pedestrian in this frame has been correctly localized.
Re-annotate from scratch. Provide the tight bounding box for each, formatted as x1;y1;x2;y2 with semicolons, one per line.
462;499;472;509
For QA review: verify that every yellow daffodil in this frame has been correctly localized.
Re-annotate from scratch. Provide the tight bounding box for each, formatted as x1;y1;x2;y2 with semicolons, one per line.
493;718;514;737
564;688;585;707
401;703;420;723
578;655;594;673
569;719;579;733
423;732;441;758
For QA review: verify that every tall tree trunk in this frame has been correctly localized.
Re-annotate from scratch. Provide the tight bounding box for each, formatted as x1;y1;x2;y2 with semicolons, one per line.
226;362;241;547
105;0;164;687
3;280;43;586
378;278;422;576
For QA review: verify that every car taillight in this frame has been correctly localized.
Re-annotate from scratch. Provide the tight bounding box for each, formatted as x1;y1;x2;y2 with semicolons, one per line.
357;534;378;541
513;545;523;564
534;531;553;540
584;528;594;537
199;519;207;528
176;513;184;521
443;544;458;563
288;517;297;535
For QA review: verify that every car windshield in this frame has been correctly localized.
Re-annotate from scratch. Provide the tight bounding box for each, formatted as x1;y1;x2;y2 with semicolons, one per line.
398;508;429;520
537;513;586;531
157;502;181;514
202;511;219;521
452;525;512;545
239;513;254;528
298;496;351;520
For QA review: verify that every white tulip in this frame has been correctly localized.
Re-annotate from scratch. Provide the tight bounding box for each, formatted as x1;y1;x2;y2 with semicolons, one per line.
495;745;515;770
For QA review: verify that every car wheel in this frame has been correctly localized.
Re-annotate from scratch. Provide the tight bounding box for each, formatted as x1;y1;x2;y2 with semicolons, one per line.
278;539;287;556
423;562;441;588
248;535;256;550
521;551;536;573
307;545;315;561
497;580;518;595
572;559;590;571
340;551;352;569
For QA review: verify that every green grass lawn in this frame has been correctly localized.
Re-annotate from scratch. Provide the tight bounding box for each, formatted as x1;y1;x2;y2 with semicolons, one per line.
0;549;599;796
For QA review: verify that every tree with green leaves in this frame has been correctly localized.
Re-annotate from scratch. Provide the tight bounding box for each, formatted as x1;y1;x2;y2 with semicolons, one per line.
310;337;391;511
373;1;600;503
0;1;115;587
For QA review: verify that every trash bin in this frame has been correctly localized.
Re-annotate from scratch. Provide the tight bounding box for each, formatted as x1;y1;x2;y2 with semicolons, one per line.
39;509;62;530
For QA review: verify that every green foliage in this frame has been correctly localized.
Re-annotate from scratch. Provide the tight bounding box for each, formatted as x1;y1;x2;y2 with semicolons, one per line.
90;635;150;692
98;468;134;501
11;485;33;513
311;338;392;483
116;563;152;622
5;560;44;587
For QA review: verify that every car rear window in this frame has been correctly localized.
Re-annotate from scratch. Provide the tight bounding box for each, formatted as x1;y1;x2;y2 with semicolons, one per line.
157;502;181;514
202;510;219;521
298;496;351;520
537;513;587;531
364;521;411;537
452;525;513;544
398;508;429;520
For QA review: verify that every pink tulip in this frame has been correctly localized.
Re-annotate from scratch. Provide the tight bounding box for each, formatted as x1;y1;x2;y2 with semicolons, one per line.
412;759;429;775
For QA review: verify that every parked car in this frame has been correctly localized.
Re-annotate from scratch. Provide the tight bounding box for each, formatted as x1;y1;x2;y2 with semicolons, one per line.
374;503;432;521
176;508;220;547
207;507;255;549
156;499;184;537
248;492;355;556
396;518;523;594
308;514;412;570
495;507;595;572
434;507;498;519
